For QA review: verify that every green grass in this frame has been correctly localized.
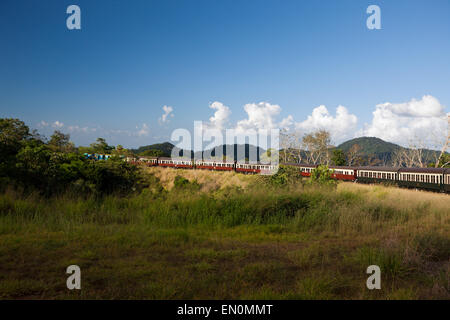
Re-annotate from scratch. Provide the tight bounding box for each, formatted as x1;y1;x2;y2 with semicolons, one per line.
0;170;449;299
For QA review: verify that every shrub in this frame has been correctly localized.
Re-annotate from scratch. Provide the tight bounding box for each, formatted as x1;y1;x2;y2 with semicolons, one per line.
309;165;337;187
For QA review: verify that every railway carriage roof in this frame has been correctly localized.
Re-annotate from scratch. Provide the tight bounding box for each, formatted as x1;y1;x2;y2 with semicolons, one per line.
198;160;233;163
398;167;447;174
158;157;192;160
283;163;317;167
357;166;400;172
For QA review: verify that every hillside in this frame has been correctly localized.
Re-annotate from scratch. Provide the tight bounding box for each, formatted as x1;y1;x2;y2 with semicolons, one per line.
337;137;443;166
132;142;175;157
133;142;266;161
133;137;444;166
337;137;401;155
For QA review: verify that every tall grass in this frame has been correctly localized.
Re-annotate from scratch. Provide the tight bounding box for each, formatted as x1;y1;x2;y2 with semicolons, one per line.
0;168;448;299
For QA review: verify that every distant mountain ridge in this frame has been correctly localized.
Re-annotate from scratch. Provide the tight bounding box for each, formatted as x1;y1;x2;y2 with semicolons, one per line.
336;137;443;166
133;137;444;166
132;142;266;161
337;137;401;155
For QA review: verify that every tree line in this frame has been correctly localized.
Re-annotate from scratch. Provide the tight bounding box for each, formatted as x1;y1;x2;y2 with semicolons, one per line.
280;129;450;168
0;118;145;196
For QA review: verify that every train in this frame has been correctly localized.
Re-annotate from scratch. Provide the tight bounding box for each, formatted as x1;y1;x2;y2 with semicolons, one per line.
126;157;279;174
87;154;450;193
289;163;450;193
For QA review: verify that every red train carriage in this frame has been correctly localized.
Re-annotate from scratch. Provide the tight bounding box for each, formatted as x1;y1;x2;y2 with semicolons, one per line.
235;163;261;174
195;160;234;171
235;163;278;174
328;166;357;181
158;157;194;169
299;164;317;177
140;157;158;166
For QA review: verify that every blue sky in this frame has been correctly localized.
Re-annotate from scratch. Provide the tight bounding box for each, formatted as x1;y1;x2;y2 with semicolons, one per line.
1;0;449;148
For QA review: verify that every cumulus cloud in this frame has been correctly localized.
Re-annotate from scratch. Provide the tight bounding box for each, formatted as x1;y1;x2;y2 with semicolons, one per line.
358;95;448;147
159;105;174;124
234;102;294;133
295;105;358;142
206;101;231;130
52;121;64;128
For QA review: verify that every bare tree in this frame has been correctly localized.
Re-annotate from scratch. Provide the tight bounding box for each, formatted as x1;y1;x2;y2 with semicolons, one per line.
280;130;304;163
302;130;331;165
436;115;450;168
347;144;362;166
391;139;427;168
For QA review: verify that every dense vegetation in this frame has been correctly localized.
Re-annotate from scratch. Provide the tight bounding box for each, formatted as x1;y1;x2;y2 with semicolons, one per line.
0;118;143;196
0;165;448;299
0;118;448;300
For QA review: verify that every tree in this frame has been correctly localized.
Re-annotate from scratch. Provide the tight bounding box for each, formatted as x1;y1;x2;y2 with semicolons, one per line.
331;149;346;166
436;115;450;168
48;130;75;153
309;165;336;187
90;138;114;154
0;118;35;178
302;130;331;164
280;130;303;163
347;144;362;166
429;153;450;168
0;118;31;153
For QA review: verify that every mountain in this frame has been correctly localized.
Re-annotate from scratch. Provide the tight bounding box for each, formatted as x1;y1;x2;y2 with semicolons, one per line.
193;144;266;161
337;137;443;166
132;142;265;161
337;137;401;155
132;142;175;157
133;137;444;166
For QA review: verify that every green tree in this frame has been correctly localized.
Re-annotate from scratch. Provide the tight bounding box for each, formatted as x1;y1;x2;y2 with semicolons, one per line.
90;138;114;154
309;165;336;187
48;130;75;153
331;149;346;166
0;118;39;179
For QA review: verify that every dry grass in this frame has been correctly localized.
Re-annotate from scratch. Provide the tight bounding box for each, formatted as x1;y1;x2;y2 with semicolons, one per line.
1;170;448;299
145;166;254;192
338;182;450;212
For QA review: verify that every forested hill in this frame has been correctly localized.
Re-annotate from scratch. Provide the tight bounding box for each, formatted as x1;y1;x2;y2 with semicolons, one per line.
132;142;175;157
134;137;405;160
133;142;265;161
133;136;446;166
337;137;401;155
336;137;444;166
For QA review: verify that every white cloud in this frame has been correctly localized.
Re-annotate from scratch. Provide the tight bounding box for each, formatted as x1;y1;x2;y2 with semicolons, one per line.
206;101;231;130
236;102;280;131
279;115;294;130
159;105;174;124
235;102;293;133
37;121;49;128
52;121;64;128
67;125;90;133
295;105;358;142
137;123;150;137
358;95;448;147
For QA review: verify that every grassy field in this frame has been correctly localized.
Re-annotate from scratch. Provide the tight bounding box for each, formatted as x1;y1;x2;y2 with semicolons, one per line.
0;167;449;299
